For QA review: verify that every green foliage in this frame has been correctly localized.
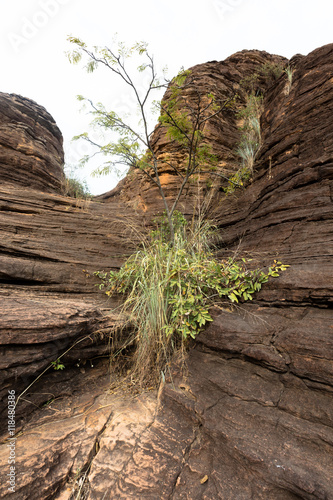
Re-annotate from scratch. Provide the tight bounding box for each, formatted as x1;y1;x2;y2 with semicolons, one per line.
150;210;188;242
284;65;293;82
62;164;91;199
237;93;263;123
62;176;91;199
67;36;168;179
230;61;290;193
51;359;65;371
240;61;285;94
224;166;252;195
260;61;285;80
225;93;263;194
229;62;288;194
284;65;294;94
94;213;289;383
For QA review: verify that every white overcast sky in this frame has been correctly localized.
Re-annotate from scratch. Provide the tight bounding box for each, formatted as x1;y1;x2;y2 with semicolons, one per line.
1;0;332;194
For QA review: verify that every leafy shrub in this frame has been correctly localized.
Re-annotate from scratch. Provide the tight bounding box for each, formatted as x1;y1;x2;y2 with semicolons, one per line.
224;166;252;194
260;61;285;80
95;212;288;384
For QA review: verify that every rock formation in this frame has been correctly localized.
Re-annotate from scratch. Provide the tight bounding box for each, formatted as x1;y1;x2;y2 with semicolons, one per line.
0;44;332;499
0;92;143;432
0;94;64;192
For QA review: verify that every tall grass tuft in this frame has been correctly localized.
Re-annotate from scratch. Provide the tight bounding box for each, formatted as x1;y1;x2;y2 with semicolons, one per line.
237;94;263;174
96;213;212;384
95;211;289;387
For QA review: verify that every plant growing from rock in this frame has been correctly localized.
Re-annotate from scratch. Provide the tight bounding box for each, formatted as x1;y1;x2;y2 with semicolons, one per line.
226;59;292;194
95;212;289;385
67;37;232;242
62;164;91;199
51;359;65;370
67;41;289;385
237;93;263;170
225;93;263;194
62;176;91;199
284;65;294;95
240;61;285;95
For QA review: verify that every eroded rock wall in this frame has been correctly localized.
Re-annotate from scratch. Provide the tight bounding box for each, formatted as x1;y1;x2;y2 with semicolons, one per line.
0;45;332;500
0;95;144;433
0;93;64;192
85;45;333;499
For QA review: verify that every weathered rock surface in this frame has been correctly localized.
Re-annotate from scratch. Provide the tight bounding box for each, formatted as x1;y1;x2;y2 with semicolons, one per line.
0;97;143;429
0;183;142;430
97;49;288;215
0;93;64;193
0;44;332;499
0;358;157;500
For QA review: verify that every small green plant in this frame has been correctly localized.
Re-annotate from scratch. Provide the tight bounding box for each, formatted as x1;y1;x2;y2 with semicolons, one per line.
63;176;91;199
62;164;91;199
225;93;263;194
224;166;252;195
260;61;285;80
51;359;65;371
284;65;294;95
240;61;285;94
95;213;289;384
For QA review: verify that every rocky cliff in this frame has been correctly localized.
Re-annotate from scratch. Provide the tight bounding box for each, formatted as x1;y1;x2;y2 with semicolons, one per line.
0;94;64;192
0;44;332;499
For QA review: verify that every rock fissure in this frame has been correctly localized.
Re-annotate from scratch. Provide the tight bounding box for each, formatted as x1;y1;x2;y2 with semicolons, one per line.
168;422;203;499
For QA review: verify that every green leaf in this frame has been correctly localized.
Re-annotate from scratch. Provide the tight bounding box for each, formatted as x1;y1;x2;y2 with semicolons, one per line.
228;292;238;303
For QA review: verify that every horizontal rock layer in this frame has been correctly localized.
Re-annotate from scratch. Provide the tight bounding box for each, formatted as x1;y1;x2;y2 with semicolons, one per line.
0;184;143;430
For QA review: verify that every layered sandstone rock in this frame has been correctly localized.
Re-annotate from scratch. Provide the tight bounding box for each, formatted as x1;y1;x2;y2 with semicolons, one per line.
97;49;288;215
0;93;64;192
0;44;332;500
84;44;333;499
0;95;143;433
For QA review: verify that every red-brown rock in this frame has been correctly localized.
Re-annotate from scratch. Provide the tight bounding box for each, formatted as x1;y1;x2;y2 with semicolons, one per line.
0;93;64;193
0;44;332;500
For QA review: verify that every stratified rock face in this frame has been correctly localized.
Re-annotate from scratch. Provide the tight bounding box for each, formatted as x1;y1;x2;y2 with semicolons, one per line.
98;49;288;215
0;93;64;192
0;95;143;433
0;183;143;432
0;44;332;500
85;45;333;498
